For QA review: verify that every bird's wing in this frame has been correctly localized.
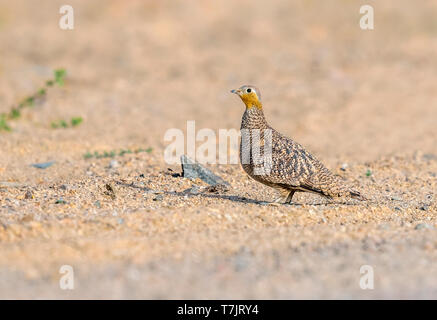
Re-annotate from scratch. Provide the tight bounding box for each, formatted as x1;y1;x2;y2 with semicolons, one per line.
256;131;341;196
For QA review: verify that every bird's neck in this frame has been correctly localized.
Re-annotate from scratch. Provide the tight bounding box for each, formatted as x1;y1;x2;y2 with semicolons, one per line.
241;106;269;130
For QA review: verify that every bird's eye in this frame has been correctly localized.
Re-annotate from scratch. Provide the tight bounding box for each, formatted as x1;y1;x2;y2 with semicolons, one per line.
246;88;252;93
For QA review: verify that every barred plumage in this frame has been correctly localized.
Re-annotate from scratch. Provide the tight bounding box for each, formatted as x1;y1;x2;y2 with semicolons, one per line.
231;85;365;204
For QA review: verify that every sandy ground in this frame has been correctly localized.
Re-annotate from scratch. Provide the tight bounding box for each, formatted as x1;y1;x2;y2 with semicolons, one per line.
0;0;436;299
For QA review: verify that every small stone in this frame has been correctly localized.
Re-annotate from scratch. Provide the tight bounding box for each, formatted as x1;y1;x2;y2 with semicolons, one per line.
94;200;101;208
104;183;116;200
180;155;230;186
24;190;34;200
55;198;67;204
31;161;55;169
183;185;201;195
201;184;229;194
340;163;348;171
391;195;402;201
153;194;164;201
146;190;160;195
415;223;434;230
109;160;119;169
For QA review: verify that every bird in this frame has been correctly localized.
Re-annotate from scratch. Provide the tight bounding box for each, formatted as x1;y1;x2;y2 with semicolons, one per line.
231;85;365;204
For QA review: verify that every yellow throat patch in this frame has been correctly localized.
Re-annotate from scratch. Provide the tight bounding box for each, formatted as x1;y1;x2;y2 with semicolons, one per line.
239;92;262;110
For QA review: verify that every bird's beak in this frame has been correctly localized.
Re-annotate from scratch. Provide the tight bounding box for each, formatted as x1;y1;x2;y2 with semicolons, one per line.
231;88;242;95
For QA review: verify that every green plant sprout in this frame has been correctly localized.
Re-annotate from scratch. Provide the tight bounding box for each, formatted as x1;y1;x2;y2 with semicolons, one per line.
71;117;83;126
0;68;67;132
51;117;83;129
54;69;67;86
83;148;153;160
0;114;11;131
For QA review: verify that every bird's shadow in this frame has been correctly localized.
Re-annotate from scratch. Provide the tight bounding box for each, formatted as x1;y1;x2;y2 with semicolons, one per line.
115;181;361;207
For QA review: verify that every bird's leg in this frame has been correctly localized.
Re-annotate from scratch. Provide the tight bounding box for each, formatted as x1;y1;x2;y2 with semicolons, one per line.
284;190;296;204
272;189;292;205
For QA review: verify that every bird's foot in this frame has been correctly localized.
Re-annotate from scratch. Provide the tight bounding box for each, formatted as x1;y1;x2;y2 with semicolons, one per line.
273;195;287;203
270;196;293;206
271;190;296;206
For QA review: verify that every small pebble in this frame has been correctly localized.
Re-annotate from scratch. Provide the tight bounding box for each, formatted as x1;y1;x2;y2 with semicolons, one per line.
183;185;200;195
109;160;119;169
202;184;229;194
415;223;434;230
31;161;55;169
24;190;34;200
104;183;116;200
180;155;230;186
55;198;67;204
153;194;164;201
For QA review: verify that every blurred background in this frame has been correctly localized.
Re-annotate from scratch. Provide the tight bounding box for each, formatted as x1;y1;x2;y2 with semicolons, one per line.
1;0;436;165
0;0;436;299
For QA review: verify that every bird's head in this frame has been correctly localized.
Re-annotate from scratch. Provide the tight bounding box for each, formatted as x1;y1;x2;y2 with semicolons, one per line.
231;85;262;109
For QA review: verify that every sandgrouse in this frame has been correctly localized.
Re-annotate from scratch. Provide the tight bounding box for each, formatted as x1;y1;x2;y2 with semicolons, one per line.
231;85;365;204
